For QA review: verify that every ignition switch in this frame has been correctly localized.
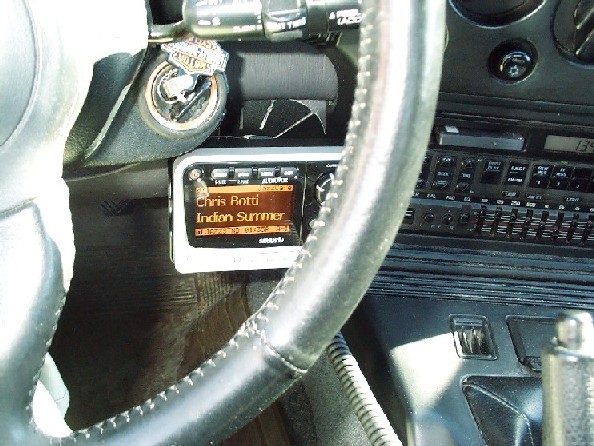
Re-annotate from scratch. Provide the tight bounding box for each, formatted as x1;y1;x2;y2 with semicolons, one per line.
143;38;228;134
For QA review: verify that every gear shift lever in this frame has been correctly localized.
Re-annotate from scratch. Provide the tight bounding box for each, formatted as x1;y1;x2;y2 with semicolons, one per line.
542;310;594;446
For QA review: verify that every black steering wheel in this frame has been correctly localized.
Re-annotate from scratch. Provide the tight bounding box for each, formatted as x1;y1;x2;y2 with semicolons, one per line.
0;0;444;444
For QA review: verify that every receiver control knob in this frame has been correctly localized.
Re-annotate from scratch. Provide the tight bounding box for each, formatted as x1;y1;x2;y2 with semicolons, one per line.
452;0;542;26
554;0;594;63
315;172;335;205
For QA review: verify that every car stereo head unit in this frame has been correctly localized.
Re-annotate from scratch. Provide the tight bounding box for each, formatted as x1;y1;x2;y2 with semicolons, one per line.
171;146;341;273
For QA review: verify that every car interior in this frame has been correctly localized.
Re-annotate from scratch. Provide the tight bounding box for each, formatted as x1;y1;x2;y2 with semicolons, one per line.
2;0;594;445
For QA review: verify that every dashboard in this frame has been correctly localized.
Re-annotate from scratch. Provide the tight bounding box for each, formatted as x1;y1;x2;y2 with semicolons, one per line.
66;0;594;264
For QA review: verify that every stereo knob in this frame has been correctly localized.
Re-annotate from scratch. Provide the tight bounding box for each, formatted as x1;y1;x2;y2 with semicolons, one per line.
452;0;542;26
315;172;335;205
554;0;594;63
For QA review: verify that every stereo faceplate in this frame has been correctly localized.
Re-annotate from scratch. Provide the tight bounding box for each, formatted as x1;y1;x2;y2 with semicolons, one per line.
403;141;594;248
171;146;341;273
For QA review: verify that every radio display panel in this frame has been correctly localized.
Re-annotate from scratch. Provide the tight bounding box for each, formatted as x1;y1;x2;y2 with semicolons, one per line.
183;164;304;249
171;146;343;273
193;184;294;237
544;136;594;155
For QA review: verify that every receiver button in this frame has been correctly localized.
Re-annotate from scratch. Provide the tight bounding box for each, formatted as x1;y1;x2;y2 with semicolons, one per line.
455;182;470;192
461;159;477;171
423;213;435;223
458;171;474;181
481;160;504;184
529;165;552;188
569;178;589;192
505;162;528;185
502;191;519;198
211;168;230;179
550;166;573;190
404;208;415;224
529;177;549;188
550;178;569;190
438;156;457;168
280;167;299;177
234;168;253;179
574;168;594;179
552;166;573;179
432;180;451;191
257;168;276;178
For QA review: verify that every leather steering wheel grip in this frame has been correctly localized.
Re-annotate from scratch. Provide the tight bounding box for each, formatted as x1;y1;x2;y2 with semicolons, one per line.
0;1;444;446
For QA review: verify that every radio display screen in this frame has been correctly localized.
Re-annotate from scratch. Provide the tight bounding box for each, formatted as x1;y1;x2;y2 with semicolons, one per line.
194;184;294;237
183;164;305;249
544;136;594;155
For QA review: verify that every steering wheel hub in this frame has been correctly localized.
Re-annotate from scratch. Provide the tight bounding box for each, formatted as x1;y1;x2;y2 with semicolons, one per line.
0;0;36;146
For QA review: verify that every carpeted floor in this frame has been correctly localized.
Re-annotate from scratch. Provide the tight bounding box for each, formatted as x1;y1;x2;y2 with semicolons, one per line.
49;198;290;445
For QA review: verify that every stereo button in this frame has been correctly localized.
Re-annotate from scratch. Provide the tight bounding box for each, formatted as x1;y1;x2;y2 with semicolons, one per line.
458;171;474;181
461;159;477;170
482;160;504;184
505;163;528;185
569;178;589;192
257;168;276;178
280;167;299;177
484;160;504;172
550;178;569;190
423;213;435;223
573;168;594;179
455;182;470;192
211;168;230;179
438;156;456;168
234;168;253;179
564;196;582;203
404;208;415;224
525;193;544;201
552;166;573;179
432;180;451;190
502;191;519;198
529;177;549;189
505;175;526;185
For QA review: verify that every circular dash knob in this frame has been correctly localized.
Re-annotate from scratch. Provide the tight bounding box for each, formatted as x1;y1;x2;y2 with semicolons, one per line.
554;0;594;63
